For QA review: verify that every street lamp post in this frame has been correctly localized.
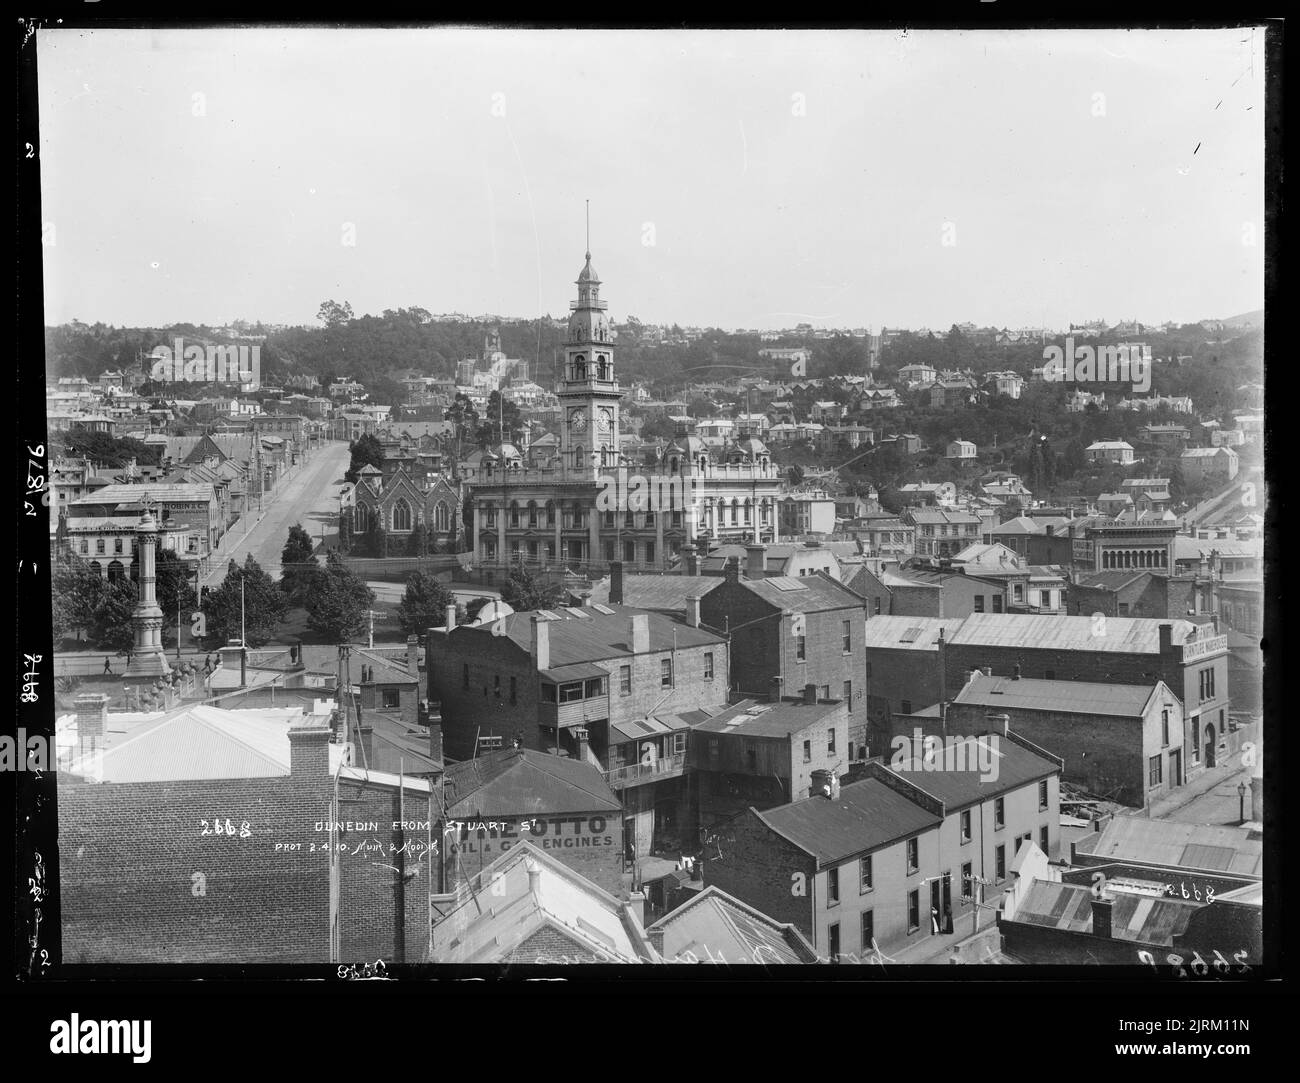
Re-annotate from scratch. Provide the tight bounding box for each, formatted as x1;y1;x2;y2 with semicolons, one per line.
1237;781;1248;824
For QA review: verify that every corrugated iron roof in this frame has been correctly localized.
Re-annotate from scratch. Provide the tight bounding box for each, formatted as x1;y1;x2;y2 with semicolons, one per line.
952;674;1161;717
756;777;942;864
1084;818;1262;878
738;574;866;614
441;747;621;817
946;613;1198;654
647;885;819;963
588;574;722;613
887;734;1059;804
862;616;965;651
695;697;841;738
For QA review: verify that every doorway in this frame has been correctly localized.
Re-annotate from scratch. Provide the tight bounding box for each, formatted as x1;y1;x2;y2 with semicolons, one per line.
1204;724;1216;769
1169;749;1183;788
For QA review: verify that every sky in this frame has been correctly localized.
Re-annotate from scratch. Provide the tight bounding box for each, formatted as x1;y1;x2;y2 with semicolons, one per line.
36;27;1267;332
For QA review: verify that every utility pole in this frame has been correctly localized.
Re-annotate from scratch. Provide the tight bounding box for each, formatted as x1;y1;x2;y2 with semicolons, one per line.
240;575;246;647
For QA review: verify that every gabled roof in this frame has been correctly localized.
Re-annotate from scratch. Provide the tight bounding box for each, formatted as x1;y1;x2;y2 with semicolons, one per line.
726;573;865;614
1077;818;1262;878
646;885;819;964
1012;881;1199;943
441;747;621;817
452;605;725;667
694;697;842;738
588;574;722;613
888;733;1060;805
430;842;655;964
947;612;1201;653
861;616;964;651
952;673;1163;718
756;777;942;865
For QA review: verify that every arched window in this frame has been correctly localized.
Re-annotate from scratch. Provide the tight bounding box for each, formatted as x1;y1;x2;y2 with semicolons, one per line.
392;498;412;533
543;500;555;528
573;355;587;380
743;499;753;525
573;445;584;470
527;501;539;528
107;560;124;582
509;501;521;528
89;561;102;577
355;503;369;533
435;502;449;532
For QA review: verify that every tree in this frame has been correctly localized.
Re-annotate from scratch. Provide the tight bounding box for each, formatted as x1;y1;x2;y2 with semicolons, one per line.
787;464;805;486
154;548;196;638
499;558;561;612
52;556;108;645
395;570;453;636
444;394;479;447
89;577;138;653
338;509;353;553
406;522;428;557
280;523;320;604
316;300;354;327
464;596;493;622
474;390;525;447
205;556;287;647
345;433;384;483
306;552;375;642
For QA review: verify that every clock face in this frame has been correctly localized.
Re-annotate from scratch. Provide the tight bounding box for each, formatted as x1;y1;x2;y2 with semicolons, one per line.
596;408;613;433
568;409;588;433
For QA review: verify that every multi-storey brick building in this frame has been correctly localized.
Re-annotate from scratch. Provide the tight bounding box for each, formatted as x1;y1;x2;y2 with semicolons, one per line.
947;672;1188;807
426;603;729;858
702;734;1060;959
907;508;982;558
699;561;867;754
690;691;850;832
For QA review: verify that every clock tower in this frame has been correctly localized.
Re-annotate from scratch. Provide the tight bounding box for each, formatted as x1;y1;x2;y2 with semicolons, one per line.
558;242;620;477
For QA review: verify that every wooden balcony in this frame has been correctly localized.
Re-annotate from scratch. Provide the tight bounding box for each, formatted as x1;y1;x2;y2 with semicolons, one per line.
603;752;687;790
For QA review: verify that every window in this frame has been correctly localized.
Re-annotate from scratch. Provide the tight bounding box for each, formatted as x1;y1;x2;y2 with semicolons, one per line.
907;890;920;933
843;680;853;712
828;729;836;754
1040;825;1050;853
796;635;806;662
510;676;517;705
462;664;470;690
559;682;584;703
973;595;985;613
603;539;615;562
96;538;106;555
995;845;1006;882
1148;754;1162;787
624;541;636;564
860;855;873;893
906;837;919;873
827;922;840;961
872;598;882;616
619;665;631;695
541;683;557;703
994;798;1005;829
827;867;840;906
660;659;673;688
900;700;912;715
1192;738;1200;764
584;677;604;699
1015;832;1030;854
113;537;124;555
494;674;501;693
960;810;971;842
961;862;972;901
861;910;874;951
842;619;852;653
992;595;1003;613
78;539;88;554
703;652;714;679
1161;709;1170;747
1117;602;1130;616
1038;780;1049;810
802;740;811;764
1199;667;1216;701
644;541;655;565
1044;670;1055;681
381;688;400;708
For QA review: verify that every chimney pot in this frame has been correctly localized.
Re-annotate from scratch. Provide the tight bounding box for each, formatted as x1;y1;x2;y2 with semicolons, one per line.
745;544;766;578
445;603;457;631
769;676;784;704
630;613;650;655
686;594;702;629
609;560;625;605
803;683;817;705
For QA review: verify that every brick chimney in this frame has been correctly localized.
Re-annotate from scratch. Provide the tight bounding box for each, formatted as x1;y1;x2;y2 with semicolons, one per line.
575;727;590;765
769;676;784;703
419;700;444;764
1089;895;1113;939
647;925;666;956
724;556;741;585
407;635;420;677
683;544;699;577
530;615;551;671
74;693;109;746
685;594;702;629
803;682;817;705
609;560;625;605
288;723;331;780
444;603;456;631
1158;622;1173;657
745;544;766;578
630;613;650;655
